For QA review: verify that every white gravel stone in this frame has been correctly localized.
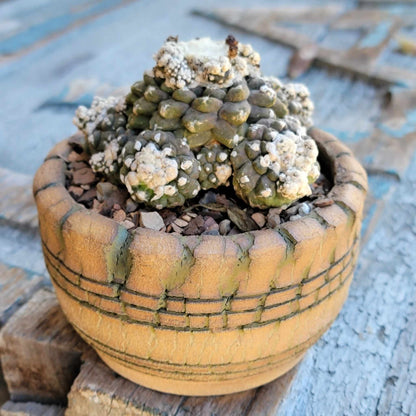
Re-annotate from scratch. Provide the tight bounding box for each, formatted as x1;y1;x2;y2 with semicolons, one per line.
139;211;165;231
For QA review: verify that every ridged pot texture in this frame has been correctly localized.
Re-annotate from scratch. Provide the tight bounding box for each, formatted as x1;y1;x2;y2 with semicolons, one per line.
33;128;367;396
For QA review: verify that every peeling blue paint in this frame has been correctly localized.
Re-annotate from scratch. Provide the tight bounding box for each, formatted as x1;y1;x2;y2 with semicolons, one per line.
361;203;376;237
368;175;393;200
361;175;395;237
0;0;128;55
320;128;369;144
378;108;416;139
358;20;393;49
363;155;374;165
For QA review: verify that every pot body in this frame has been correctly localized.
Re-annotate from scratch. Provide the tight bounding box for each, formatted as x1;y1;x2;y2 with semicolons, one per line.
33;128;367;396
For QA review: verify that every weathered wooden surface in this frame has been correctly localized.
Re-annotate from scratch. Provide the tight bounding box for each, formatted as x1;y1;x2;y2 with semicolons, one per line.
195;6;416;87
0;0;416;414
0;262;45;327
66;350;297;416
0;168;37;229
0;288;87;405
0;401;64;416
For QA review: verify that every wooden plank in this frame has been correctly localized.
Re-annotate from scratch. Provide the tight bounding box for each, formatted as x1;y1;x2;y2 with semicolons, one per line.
0;401;64;416
0;168;37;229
66;350;298;416
0;372;8;410
0;262;45;327
375;308;416;415
0;0;99;42
195;7;416;87
0;0;136;60
0;288;88;405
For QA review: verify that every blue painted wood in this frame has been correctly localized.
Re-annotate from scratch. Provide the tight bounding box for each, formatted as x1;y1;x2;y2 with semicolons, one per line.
0;0;133;55
0;0;97;42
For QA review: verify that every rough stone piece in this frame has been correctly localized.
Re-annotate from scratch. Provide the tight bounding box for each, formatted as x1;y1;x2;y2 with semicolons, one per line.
251;212;266;228
139;211;165;231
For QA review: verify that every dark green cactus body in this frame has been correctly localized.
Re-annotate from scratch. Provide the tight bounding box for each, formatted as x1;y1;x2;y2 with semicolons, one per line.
74;38;317;211
119;130;200;209
230;118;319;209
196;145;232;190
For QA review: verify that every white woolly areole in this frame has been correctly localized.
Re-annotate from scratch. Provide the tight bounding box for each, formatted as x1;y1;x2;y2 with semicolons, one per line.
153;37;261;89
215;164;232;185
89;139;120;174
263;129;319;200
73;96;125;136
124;143;179;202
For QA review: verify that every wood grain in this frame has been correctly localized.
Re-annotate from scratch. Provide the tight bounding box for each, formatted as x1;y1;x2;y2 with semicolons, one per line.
0;289;87;405
0;262;44;327
0;400;64;416
0;168;37;229
66;350;298;416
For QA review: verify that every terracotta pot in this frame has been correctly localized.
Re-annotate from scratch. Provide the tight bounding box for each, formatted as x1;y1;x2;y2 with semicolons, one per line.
33;128;367;396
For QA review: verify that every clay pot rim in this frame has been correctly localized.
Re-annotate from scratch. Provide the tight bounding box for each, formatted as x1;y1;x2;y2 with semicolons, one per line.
33;127;368;245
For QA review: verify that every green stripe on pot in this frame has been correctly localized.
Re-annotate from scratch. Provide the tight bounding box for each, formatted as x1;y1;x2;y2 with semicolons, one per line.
105;225;133;284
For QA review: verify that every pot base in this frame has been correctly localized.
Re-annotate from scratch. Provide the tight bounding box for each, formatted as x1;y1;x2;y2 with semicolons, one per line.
96;349;305;396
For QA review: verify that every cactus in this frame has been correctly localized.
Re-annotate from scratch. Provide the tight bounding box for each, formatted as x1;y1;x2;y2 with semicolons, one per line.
73;96;127;154
125;73;312;152
73;36;320;210
196;145;232;190
230;118;319;209
119;130;200;209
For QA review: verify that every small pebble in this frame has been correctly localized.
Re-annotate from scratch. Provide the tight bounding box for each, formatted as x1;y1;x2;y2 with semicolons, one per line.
129;211;140;226
203;229;220;236
171;223;183;233
92;199;102;212
204;216;219;232
219;219;231;235
69;161;88;170
298;202;311;216
181;214;192;222
139;211;165;231
78;188;97;203
313;198;334;208
68;186;83;198
251;212;266;228
97;182;118;202
228;227;240;235
125;198;139;213
187;212;197;218
285;205;299;216
113;209;127;222
72;167;96;185
270;207;283;216
68;150;84;163
290;214;302;221
122;220;136;230
267;211;281;228
199;191;216;204
174;218;189;228
80;184;90;190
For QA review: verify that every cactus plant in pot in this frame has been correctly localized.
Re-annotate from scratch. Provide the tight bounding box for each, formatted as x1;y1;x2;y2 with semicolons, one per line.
33;36;367;396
